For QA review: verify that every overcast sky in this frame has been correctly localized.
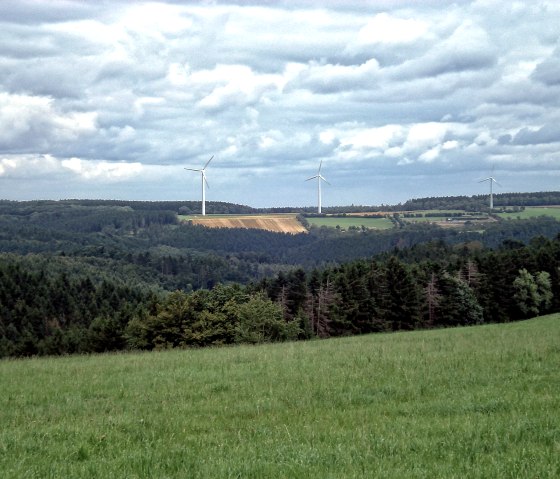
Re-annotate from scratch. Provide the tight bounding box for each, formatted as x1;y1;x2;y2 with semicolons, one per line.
1;0;559;207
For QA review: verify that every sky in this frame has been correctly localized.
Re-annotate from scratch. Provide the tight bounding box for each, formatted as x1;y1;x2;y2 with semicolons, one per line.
1;0;559;208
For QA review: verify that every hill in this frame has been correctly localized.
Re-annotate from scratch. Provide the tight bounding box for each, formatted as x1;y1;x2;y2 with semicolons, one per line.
1;315;558;477
1;195;560;297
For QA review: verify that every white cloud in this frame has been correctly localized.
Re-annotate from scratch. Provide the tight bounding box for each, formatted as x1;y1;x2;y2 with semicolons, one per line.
418;146;441;163
355;13;429;46
406;123;448;149
0;157;17;175
62;157;143;180
0;154;142;182
166;63;190;86
0;92;97;149
289;58;380;93
340;124;404;150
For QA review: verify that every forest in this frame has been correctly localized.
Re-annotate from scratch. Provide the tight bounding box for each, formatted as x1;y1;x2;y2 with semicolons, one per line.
1;194;560;357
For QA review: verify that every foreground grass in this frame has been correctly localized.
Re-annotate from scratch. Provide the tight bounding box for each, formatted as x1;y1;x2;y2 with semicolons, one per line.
1;316;559;478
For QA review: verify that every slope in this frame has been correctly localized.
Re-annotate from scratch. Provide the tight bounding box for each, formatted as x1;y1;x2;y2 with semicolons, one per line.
1;315;558;478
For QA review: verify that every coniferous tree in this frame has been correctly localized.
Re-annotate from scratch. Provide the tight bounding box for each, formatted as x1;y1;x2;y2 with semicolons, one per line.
383;257;422;331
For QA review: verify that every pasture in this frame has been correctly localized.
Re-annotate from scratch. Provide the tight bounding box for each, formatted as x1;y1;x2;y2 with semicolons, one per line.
496;206;560;221
306;215;394;230
1;315;559;478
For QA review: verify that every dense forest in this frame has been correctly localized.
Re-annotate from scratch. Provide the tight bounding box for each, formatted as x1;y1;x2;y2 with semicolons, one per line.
1;195;560;357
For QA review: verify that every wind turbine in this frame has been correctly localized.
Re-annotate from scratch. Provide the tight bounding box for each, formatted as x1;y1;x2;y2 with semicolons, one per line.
185;156;213;216
306;160;330;214
478;169;501;209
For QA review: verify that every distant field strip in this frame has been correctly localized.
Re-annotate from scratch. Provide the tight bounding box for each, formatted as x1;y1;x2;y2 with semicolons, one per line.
306;216;394;229
1;315;559;478
181;214;307;233
497;206;560;220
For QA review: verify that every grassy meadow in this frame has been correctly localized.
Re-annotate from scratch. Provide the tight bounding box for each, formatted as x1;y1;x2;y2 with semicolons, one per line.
306;215;394;230
496;206;560;221
1;315;559;478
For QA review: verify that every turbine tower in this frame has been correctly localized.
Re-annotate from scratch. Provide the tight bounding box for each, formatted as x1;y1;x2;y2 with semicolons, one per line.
185;156;213;216
479;171;500;209
306;160;329;214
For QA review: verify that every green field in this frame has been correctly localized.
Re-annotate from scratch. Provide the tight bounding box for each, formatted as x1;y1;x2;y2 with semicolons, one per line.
1;315;559;478
306;216;394;230
496;206;560;221
400;210;487;223
178;208;560;230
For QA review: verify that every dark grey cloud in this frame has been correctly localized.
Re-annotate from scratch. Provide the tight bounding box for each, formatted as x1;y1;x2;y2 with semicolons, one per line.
532;47;560;86
0;0;102;24
511;123;560;145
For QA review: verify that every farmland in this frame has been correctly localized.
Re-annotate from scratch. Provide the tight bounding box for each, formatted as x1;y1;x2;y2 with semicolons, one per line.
180;213;307;233
497;206;560;221
176;205;560;234
306;210;493;230
1;314;559;478
307;206;560;231
305;215;394;230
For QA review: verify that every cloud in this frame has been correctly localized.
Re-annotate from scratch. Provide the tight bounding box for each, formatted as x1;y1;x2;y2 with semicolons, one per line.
287;59;380;94
61;157;143;180
511;124;560;145
352;12;429;47
532;48;560;86
0;1;559;205
0;154;143;181
392;20;496;80
194;64;280;111
0;92;97;151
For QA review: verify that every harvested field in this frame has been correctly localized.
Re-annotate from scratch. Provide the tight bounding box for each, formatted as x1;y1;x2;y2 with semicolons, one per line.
184;214;307;234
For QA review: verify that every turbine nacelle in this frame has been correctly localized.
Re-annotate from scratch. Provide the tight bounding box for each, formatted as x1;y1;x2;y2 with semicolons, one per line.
478;176;500;186
306;174;329;184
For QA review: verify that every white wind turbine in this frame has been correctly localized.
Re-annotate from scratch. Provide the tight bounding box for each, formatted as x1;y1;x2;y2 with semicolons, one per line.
185;155;213;216
306;160;330;214
478;168;501;209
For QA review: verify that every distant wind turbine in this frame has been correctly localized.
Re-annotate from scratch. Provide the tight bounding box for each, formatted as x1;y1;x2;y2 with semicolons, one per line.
306;160;330;214
478;169;501;209
185;156;213;216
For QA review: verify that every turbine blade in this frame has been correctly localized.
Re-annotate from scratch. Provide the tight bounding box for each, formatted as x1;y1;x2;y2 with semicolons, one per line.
318;159;323;174
203;172;209;188
185;168;202;172
203;155;214;170
306;175;319;181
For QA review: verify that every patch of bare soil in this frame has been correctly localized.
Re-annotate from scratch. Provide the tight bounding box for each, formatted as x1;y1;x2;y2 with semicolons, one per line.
189;215;307;234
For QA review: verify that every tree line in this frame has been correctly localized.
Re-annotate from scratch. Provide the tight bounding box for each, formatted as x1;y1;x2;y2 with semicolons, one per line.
3;191;560;216
2;234;559;358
